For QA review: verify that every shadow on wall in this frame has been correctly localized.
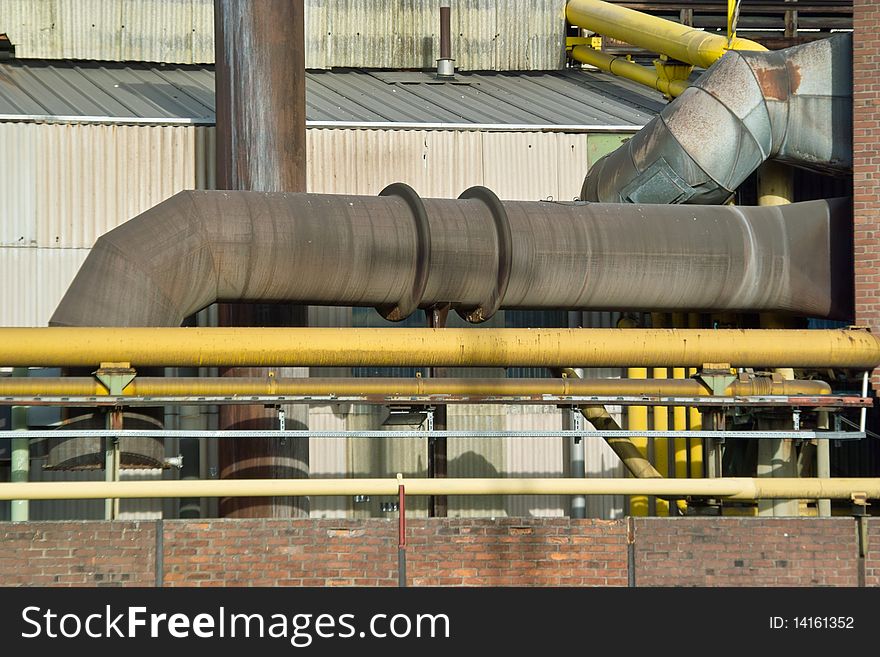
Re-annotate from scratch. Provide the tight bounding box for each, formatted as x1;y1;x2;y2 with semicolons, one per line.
446;450;504;516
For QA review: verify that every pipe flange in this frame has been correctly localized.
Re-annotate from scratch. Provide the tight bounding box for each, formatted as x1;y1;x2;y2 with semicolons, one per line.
376;183;432;321
456;186;512;323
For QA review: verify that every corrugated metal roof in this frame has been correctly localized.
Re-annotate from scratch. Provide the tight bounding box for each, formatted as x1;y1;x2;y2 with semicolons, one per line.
0;60;665;128
0;0;565;71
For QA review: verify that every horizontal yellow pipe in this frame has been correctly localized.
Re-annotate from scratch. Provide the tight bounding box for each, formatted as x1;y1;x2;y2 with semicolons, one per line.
0;478;875;501
1;328;878;369
0;375;832;397
566;0;766;69
571;46;688;97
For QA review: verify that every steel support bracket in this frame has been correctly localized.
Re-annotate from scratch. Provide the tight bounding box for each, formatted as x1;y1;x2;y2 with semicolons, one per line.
653;58;693;99
851;492;869;510
95;362;136;396
695;364;736;396
565;36;601;50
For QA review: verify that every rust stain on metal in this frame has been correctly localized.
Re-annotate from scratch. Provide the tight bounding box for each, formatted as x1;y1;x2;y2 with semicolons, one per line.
751;63;791;101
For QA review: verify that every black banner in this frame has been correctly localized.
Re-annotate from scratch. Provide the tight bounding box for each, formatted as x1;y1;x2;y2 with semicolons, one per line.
0;587;872;655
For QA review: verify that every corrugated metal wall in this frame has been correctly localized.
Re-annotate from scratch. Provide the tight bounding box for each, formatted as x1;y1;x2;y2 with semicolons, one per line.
307;128;588;201
0;121;634;519
0;0;565;70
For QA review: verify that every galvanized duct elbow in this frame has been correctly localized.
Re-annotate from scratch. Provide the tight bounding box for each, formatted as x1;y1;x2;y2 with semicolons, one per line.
581;34;852;204
50;187;852;325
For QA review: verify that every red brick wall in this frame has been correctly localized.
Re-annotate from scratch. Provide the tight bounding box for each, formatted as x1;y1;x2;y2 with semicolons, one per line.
162;518;628;587
854;1;880;385
163;519;398;587
0;518;874;587
634;518;859;586
406;518;628;586
0;521;155;587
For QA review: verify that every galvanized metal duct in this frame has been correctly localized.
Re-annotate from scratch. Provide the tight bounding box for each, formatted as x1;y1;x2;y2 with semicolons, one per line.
580;34;852;204
50;188;852;325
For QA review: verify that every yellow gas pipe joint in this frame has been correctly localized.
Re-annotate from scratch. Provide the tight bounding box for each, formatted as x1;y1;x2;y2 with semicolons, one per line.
566;0;767;70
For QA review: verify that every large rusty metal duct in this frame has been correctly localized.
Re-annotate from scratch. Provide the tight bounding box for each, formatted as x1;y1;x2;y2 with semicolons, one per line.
581;34;852;204
49;189;852;324
214;0;308;519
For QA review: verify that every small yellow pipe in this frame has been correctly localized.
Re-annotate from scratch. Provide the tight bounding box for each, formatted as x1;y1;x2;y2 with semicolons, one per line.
688;366;703;477
566;0;766;69
672;367;688;480
0;478;875;501
0;375;833;398
653;367;670;515
570;46;688;97
687;313;704;478
2;328;878;369
627;367;649;515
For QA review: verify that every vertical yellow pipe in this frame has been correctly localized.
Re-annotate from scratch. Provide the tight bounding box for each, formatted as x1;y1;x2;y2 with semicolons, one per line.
687;313;703;478
652;366;670;515
687;368;703;478
650;313;669;515
727;0;738;42
671;311;689;484
672;367;688;479
627;367;649;515
757;160;798;516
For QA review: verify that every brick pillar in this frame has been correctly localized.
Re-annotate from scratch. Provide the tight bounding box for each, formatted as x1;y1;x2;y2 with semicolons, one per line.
854;1;880;386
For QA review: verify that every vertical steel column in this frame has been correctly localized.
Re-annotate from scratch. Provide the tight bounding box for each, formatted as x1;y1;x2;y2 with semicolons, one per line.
105;409;123;520
816;411;831;517
426;305;450;517
215;0;309;518
568;404;587;519
10;368;28;521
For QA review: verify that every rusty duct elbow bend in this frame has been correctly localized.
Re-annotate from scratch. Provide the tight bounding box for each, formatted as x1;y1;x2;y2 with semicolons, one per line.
581;34;852;204
51;189;852;325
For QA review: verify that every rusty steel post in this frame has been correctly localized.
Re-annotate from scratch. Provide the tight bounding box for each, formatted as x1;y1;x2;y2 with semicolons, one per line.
437;1;454;78
426;304;450;517
215;0;309;518
215;0;306;193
